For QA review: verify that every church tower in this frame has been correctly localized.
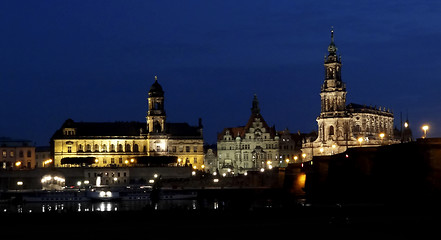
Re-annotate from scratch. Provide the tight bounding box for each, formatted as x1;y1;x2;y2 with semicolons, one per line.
320;29;346;118
315;29;351;144
146;76;166;134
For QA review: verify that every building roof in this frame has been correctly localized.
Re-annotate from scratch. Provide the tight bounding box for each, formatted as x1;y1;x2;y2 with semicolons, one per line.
52;119;202;139
148;77;164;97
217;112;276;140
0;137;34;147
346;103;393;117
218;95;276;140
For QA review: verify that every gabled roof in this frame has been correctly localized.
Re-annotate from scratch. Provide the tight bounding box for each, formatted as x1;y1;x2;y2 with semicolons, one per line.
217;112;276;140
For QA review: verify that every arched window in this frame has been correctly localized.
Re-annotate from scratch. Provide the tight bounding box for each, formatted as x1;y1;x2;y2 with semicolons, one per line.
110;144;115;152
86;144;91;152
118;144;123;152
354;125;361;132
126;144;131;152
27;151;31;157
102;144;107;152
329;126;334;136
94;144;99;152
133;144;139;152
19;151;24;158
78;144;83;152
153;121;161;133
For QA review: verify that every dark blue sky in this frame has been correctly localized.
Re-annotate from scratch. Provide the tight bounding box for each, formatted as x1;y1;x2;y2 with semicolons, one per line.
1;0;441;145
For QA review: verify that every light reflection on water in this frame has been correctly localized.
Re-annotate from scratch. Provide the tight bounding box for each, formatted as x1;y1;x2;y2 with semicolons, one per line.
0;199;225;214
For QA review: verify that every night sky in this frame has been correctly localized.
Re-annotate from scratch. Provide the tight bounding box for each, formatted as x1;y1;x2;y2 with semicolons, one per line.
1;0;441;146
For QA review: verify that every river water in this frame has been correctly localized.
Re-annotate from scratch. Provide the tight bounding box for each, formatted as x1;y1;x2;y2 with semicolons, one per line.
0;199;225;214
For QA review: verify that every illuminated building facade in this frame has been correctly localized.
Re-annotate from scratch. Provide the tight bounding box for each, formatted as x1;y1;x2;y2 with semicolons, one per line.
217;95;287;175
0;137;36;169
51;77;204;169
302;30;396;160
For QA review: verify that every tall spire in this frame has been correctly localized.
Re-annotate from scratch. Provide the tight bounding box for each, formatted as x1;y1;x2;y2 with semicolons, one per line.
251;94;260;115
330;26;334;42
327;27;337;55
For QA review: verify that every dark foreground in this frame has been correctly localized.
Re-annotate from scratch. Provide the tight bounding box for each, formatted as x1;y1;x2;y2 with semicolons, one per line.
2;203;441;239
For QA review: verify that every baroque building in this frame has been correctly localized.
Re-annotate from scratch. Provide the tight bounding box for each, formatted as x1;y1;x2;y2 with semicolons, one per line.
302;30;396;160
51;77;204;169
217;95;299;175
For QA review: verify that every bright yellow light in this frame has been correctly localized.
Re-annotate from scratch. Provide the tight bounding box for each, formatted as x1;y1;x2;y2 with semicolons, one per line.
201;164;205;169
285;159;290;163
319;147;324;153
404;122;409;128
266;160;272;165
298;173;306;187
332;144;336;149
293;156;298;161
358;137;363;143
130;159;135;163
43;159;53;167
17;181;23;186
95;159;99;163
379;133;385;138
124;160;129;164
302;153;306;158
15;161;21;167
422;125;429;138
193;165;197;169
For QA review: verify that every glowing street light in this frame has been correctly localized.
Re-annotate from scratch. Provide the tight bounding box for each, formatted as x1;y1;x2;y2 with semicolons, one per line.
357;137;363;146
422;125;429;139
379;133;385;144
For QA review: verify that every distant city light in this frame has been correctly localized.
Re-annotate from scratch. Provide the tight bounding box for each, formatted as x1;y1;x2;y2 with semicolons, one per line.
422;125;429;138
